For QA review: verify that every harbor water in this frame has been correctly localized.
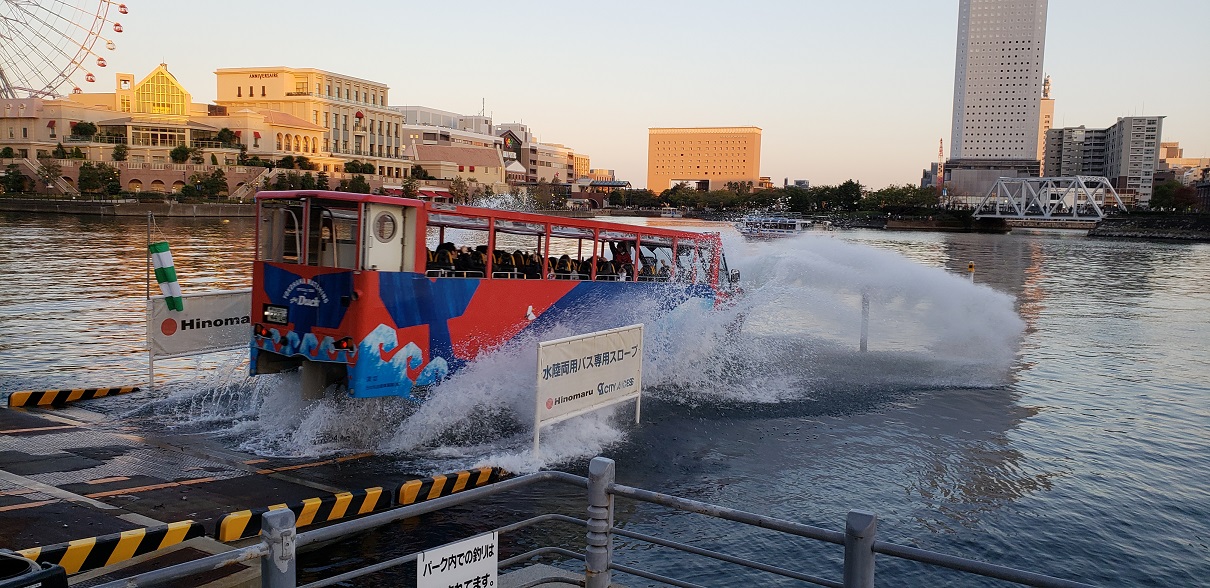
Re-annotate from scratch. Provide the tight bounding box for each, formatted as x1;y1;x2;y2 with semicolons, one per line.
0;211;1206;586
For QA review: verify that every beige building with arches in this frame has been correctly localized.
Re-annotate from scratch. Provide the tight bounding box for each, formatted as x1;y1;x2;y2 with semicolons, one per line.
214;66;408;178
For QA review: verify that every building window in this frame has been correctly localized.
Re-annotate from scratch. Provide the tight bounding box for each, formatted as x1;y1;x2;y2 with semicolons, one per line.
237;86;242;97
261;86;266;97
249;86;253;97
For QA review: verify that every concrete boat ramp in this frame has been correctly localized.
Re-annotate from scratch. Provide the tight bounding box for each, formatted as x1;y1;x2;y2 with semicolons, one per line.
0;400;514;586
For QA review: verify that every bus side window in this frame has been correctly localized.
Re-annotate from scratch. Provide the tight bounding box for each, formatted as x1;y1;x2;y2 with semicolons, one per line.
697;242;715;284
676;243;697;282
260;205;300;263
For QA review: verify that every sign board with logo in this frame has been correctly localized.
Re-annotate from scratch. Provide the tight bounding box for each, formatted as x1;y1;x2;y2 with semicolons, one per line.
417;532;497;588
148;289;251;359
534;324;643;455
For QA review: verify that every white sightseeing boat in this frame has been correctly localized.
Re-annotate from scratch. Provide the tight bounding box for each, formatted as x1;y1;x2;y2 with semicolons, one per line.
735;212;813;239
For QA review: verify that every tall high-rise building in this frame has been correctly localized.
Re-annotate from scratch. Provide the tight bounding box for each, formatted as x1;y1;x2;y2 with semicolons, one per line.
1037;75;1054;167
946;0;1049;200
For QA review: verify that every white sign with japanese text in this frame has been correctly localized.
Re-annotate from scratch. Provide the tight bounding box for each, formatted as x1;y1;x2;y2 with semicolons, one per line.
147;289;251;359
417;532;497;588
534;324;643;454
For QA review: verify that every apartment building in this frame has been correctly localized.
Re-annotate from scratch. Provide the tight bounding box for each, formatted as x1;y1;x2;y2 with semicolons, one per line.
391;105;502;151
493;123;580;183
1104;116;1163;206
1043;126;1106;177
647;126;762;192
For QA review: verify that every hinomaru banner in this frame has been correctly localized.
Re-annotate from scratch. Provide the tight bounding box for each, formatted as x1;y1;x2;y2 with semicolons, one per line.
536;324;644;427
148;289;251;359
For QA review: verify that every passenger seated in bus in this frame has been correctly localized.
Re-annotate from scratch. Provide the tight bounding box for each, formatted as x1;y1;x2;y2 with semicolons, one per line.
638;257;658;280
595;258;617;280
517;251;541;279
578;257;596;278
493;250;517;276
455;246;486;275
554;255;574;279
454;247;474;272
471;245;489;274
434;247;456;273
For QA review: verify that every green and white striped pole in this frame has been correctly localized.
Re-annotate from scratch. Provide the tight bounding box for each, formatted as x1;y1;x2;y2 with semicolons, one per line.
149;241;184;311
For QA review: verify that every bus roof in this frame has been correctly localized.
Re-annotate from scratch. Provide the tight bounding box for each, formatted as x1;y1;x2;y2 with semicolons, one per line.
256;190;424;208
256;190;719;243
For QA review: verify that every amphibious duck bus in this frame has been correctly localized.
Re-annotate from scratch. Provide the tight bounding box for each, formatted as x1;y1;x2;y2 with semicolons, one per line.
251;190;739;400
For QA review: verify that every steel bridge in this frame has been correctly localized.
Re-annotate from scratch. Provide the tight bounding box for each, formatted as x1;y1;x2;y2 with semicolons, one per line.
973;176;1126;220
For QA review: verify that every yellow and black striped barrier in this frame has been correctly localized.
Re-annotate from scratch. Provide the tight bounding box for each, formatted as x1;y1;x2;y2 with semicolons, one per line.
398;466;504;506
7;386;139;408
212;466;507;542
214;486;389;542
16;520;203;575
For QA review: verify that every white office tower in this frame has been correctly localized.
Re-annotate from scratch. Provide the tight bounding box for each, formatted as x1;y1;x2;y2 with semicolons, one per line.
947;0;1049;202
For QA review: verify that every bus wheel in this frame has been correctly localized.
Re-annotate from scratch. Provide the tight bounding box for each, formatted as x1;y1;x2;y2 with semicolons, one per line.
300;361;344;400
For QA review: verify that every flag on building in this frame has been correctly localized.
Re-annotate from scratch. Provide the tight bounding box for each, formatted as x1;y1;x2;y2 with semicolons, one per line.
149;241;183;311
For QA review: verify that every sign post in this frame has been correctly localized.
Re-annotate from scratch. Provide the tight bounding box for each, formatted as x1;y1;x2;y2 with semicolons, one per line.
146;289;252;388
417;532;497;588
534;324;644;456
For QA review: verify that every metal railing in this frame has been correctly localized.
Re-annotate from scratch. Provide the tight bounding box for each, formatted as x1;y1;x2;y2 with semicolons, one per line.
91;457;1096;588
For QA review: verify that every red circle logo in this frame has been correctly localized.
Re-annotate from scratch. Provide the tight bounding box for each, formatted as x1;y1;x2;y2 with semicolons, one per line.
160;318;178;336
545;398;554;410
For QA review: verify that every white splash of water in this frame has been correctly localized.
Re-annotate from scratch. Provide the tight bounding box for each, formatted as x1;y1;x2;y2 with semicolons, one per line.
135;233;1024;473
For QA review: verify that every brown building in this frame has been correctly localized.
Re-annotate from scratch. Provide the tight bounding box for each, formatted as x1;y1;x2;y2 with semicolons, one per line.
647;126;761;192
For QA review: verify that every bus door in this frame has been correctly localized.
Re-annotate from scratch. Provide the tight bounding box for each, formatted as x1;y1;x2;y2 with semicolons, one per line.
310;205;360;269
363;202;418;272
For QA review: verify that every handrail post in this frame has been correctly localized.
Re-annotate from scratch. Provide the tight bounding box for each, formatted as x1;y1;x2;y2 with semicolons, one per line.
585;457;615;588
262;508;297;588
843;510;877;588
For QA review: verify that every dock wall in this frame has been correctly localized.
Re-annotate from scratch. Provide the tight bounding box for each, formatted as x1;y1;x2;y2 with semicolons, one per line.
0;198;254;217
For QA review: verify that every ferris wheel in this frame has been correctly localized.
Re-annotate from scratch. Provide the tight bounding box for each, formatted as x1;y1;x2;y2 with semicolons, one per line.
0;0;128;99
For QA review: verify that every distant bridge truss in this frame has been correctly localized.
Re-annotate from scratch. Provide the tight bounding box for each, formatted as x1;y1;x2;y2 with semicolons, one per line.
973;176;1126;220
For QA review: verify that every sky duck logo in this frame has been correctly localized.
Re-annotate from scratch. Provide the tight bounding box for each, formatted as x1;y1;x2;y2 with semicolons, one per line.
283;278;330;308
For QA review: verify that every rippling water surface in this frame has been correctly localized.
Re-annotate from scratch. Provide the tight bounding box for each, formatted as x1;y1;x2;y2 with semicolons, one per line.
1;212;1207;587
